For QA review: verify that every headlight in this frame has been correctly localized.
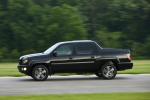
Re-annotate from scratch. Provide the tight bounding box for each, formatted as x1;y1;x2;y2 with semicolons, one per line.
22;59;28;64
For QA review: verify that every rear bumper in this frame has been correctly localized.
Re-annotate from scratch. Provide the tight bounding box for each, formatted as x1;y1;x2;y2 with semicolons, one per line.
117;62;133;71
18;65;31;75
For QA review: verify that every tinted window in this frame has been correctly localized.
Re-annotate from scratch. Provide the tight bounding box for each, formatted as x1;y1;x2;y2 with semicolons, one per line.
76;43;93;54
55;44;73;56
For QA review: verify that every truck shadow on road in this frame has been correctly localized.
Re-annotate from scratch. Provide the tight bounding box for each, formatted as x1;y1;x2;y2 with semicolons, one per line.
19;76;131;82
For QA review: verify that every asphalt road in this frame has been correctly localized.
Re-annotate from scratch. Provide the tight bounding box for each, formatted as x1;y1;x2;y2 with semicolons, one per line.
0;74;150;95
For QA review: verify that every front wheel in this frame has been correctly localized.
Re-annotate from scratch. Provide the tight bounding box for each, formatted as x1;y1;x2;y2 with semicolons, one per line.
31;65;49;81
100;63;117;79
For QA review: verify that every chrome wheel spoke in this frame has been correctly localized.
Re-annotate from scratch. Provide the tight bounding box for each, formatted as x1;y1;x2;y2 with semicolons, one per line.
35;70;39;75
105;72;109;77
108;72;113;77
36;74;41;79
40;74;45;79
110;68;114;72
104;68;108;73
106;66;110;71
38;68;42;72
41;70;46;74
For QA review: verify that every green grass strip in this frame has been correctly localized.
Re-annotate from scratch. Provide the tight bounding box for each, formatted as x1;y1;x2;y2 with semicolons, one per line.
0;92;150;100
118;60;150;74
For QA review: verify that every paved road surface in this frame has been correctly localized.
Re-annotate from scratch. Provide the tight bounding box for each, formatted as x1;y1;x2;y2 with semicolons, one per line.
0;74;150;95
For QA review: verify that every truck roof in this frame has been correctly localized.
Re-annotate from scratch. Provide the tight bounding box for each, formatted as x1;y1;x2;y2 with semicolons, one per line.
58;40;94;44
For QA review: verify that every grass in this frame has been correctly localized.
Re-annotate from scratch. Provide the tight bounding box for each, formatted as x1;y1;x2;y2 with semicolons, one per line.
0;60;150;77
118;60;150;74
0;63;24;77
0;92;149;100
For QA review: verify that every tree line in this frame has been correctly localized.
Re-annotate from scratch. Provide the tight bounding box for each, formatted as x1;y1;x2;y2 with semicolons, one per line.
0;0;150;60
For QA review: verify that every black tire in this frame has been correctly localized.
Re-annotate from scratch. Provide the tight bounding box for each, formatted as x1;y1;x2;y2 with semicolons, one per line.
100;63;117;79
95;72;101;77
31;65;49;81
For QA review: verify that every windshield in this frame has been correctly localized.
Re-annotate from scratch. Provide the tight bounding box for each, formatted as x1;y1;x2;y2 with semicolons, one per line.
44;43;61;54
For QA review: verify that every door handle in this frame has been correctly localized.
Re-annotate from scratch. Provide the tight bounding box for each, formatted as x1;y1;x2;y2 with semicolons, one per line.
91;56;95;59
69;57;73;60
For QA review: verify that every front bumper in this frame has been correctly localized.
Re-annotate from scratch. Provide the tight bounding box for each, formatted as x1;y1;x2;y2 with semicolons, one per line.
117;62;133;71
18;64;31;75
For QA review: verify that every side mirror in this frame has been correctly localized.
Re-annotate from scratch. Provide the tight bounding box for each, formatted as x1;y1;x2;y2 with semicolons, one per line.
53;51;57;57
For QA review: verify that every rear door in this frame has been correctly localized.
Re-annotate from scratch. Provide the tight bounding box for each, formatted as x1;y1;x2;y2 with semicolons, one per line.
73;42;97;72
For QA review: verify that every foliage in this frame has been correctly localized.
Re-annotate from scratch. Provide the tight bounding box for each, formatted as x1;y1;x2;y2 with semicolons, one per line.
0;0;150;59
94;28;123;48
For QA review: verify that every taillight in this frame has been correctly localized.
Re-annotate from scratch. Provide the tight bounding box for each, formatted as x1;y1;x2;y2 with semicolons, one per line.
127;54;131;60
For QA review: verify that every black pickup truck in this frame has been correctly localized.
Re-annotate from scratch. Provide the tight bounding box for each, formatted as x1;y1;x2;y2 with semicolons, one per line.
18;40;133;81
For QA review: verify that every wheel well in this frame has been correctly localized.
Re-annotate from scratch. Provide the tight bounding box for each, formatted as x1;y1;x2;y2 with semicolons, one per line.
111;61;118;70
30;63;51;76
99;60;119;70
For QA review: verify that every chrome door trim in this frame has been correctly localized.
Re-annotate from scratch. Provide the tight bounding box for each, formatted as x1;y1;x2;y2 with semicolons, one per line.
51;61;94;65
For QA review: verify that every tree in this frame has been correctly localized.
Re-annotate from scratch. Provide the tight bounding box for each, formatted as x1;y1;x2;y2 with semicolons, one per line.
0;0;150;59
94;28;123;48
0;1;88;59
43;4;87;47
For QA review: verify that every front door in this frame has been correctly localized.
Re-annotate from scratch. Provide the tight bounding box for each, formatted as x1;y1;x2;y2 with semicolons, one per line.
50;43;75;73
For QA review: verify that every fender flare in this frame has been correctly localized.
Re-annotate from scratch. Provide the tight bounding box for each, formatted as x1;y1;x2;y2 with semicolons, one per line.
29;60;52;75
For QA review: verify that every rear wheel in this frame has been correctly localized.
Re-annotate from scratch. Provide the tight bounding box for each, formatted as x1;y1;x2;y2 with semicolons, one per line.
31;65;49;81
100;63;117;79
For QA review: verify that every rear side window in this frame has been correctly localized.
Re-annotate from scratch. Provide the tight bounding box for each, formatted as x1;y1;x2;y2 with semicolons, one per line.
76;43;93;54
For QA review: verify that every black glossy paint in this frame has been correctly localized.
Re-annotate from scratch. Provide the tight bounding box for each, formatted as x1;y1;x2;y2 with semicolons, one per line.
18;40;133;76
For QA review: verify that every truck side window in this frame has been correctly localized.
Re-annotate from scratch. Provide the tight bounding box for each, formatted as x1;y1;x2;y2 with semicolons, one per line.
55;44;73;56
76;43;93;54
